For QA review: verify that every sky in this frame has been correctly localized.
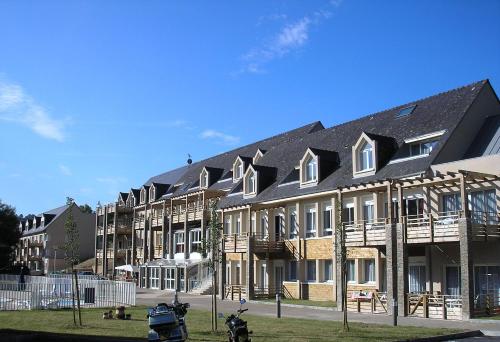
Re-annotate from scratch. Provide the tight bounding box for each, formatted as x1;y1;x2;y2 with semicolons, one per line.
0;0;499;215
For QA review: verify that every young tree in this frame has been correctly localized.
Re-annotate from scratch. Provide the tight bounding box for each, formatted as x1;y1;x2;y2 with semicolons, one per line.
62;197;82;326
335;199;349;332
202;199;222;332
0;200;21;271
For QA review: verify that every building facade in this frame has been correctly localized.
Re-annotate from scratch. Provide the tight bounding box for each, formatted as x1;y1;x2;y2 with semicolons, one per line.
96;80;500;319
14;203;96;275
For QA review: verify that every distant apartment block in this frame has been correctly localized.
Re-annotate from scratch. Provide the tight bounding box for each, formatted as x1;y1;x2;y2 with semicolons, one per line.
14;203;96;275
96;80;500;320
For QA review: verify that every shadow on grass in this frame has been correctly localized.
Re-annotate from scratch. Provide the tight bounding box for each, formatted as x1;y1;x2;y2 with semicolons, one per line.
0;329;143;342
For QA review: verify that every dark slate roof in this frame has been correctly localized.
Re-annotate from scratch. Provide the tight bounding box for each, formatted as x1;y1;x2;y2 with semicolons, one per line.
22;204;70;236
218;80;489;208
144;165;189;186
155;121;325;199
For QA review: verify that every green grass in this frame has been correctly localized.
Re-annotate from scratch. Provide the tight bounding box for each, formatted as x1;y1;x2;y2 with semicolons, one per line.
477;314;500;320
257;298;337;308
0;306;460;341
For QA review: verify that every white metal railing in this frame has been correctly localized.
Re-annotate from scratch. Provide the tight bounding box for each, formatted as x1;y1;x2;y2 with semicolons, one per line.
0;275;135;310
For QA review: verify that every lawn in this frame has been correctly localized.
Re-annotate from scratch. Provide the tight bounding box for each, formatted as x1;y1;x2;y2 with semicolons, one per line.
0;306;460;342
256;298;337;308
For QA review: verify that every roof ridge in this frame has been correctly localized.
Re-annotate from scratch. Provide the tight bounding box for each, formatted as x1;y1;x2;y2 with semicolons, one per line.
328;79;487;132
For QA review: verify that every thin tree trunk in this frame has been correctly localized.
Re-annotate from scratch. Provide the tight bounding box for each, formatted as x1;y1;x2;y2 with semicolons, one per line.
74;270;82;326
214;268;218;331
71;267;76;326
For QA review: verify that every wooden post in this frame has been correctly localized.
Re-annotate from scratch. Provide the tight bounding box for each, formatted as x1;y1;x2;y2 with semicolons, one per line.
423;294;428;318
459;173;469;217
74;270;82;325
442;296;447;319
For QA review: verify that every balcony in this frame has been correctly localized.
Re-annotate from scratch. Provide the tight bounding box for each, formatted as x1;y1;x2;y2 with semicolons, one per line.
28;255;42;262
343;219;387;247
407;293;462;320
96;249;104;258
29;240;44;248
106;249;114;258
471;211;500;241
96;226;104;235
222;234;285;254
116;218;132;234
136;247;144;259
115;248;129;258
153;245;163;258
133;217;146;229
107;224;115;234
172;203;205;223
151;215;164;227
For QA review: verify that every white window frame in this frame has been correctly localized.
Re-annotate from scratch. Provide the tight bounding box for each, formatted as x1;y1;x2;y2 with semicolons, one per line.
164;268;175;289
200;168;209;189
324;259;333;283
149;267;160;289
190;229;202;253
233;158;244;182
359;141;374;171
289;207;298;239
323;203;332;236
174;231;185;254
305;206;316;238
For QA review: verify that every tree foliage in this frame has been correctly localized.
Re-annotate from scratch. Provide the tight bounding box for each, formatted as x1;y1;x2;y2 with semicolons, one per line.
63;198;80;268
202;199;222;332
79;204;94;214
0;200;21;271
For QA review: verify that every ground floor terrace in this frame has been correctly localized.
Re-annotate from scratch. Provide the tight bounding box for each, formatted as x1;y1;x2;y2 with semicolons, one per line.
220;238;500;320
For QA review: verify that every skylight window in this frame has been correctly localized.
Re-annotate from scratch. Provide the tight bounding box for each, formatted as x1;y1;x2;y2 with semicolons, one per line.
396;105;417;118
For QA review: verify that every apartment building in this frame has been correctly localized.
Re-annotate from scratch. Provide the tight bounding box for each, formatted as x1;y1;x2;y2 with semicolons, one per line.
97;79;500;320
15;203;96;275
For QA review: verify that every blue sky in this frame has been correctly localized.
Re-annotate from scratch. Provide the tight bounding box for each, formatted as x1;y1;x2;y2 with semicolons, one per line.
1;0;499;215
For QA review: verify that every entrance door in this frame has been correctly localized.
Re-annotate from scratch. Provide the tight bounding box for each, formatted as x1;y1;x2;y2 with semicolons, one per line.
445;266;461;296
275;266;283;293
274;215;282;241
475;266;500;306
260;264;268;289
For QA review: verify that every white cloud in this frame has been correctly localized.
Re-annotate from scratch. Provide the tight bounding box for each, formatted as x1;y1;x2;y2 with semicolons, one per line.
59;164;72;176
0;80;66;142
239;3;339;74
200;129;240;145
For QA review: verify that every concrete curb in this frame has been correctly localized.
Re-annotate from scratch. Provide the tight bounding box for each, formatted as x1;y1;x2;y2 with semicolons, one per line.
397;330;483;342
250;300;337;312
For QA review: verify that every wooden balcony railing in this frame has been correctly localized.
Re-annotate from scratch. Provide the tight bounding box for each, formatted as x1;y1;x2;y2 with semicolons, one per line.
252;235;285;254
154;245;163;258
151;215;163;227
224;284;247;300
471;211;500;241
222;234;248;253
407;293;462;320
29;240;44;248
474;293;500;316
347;290;388;314
133;217;146;229
344;219;387;247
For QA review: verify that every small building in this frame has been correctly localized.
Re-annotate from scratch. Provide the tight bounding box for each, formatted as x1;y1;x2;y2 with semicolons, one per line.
14;203;96;275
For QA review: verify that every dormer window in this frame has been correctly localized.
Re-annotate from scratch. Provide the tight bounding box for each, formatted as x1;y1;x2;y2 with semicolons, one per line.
200;168;209;189
410;140;437;156
233;159;244;182
253;149;265;164
305;156;317;182
359;141;374;171
352;132;377;177
243;166;258;197
149;186;156;202
299;148;319;187
140;189;146;204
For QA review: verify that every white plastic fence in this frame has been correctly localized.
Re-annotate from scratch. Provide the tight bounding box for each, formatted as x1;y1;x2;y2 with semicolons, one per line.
0;274;135;311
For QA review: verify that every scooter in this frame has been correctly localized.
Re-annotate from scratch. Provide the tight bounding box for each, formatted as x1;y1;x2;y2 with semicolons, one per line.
225;299;252;342
147;295;190;342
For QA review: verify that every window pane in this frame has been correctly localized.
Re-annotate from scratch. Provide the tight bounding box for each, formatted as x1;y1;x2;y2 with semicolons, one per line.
364;259;375;283
289;261;297;281
409;265;426;293
347;260;355;282
307;261;316;282
324;260;333;281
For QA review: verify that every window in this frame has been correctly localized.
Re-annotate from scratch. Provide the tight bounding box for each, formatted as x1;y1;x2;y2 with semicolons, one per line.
474;265;500;300
409;265;426;293
307;260;316;282
174;232;185;254
359;141;374;171
200;169;209;188
234;159;244;181
165;268;175;289
363;259;375;283
445;266;461;296
140;189;146;203
224;217;231;235
150;267;160;289
324;260;333;282
347;260;355;282
363;201;374;224
305;206;316;238
442;193;462;214
305;156;317;182
289;208;298;239
288;260;297;281
410;140;437;156
470;189;496;224
396;104;416;118
150;187;156;201
190;229;202;253
323;204;332;236
260;213;268;236
342;204;355;224
236;217;241;235
246;171;256;194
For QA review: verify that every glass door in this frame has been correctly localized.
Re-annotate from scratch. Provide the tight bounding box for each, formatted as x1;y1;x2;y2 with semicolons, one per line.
445;266;461;296
409;265;426;293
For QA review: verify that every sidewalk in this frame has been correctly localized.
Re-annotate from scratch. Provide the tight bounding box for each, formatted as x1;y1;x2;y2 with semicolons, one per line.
135;288;500;334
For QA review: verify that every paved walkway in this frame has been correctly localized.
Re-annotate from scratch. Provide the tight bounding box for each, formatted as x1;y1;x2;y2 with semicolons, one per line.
136;288;500;336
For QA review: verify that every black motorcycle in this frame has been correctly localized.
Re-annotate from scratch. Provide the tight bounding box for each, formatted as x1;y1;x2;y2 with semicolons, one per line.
147;297;190;342
225;299;252;342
